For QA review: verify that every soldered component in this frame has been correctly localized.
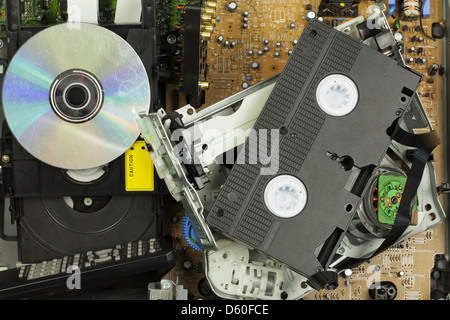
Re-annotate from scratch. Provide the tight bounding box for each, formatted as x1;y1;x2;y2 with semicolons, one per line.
306;10;316;20
393;31;403;43
198;81;210;90
431;22;445;39
205;0;217;9
393;19;400;31
420;57;427;64
399;0;420;21
317;1;359;17
36;13;46;22
429;63;439;76
226;1;237;12
377;175;417;225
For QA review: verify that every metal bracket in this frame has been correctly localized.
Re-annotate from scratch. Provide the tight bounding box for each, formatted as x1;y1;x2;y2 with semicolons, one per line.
137;110;217;250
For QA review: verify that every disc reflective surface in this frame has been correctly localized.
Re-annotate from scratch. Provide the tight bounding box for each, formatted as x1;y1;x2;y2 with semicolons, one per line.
2;23;150;169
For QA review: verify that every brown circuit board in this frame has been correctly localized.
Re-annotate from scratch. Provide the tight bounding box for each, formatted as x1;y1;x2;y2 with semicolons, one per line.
163;0;447;300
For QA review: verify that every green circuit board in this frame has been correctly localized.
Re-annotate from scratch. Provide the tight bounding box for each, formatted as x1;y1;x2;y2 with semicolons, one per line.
18;0;118;25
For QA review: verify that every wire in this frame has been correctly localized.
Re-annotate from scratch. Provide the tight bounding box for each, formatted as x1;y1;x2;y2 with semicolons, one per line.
419;0;436;42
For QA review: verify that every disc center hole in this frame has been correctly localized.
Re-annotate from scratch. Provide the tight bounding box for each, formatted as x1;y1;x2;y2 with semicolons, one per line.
66;85;88;108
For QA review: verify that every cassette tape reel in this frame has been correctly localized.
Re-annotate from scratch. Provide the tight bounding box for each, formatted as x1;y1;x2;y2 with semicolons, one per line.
206;19;424;289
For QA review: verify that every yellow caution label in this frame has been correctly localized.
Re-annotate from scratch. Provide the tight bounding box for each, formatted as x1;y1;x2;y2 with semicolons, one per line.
125;141;154;191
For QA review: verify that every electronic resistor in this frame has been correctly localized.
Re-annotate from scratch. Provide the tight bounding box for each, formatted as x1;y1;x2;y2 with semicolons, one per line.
412;237;426;244
41;0;49;9
382;255;390;270
353;265;364;274
401;253;414;267
388;254;401;262
402;277;415;288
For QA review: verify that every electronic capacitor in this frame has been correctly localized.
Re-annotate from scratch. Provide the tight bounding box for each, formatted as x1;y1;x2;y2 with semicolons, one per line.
306;10;316;20
429;63;439;76
251;61;259;69
226;1;237;12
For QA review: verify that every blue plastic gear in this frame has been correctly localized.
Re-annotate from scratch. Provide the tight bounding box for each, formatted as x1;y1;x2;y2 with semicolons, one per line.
181;214;202;252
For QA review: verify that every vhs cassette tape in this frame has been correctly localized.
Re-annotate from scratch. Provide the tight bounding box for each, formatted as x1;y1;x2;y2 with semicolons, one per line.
206;19;422;288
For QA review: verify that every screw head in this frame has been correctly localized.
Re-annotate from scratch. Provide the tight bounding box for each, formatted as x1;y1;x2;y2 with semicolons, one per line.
162;282;172;290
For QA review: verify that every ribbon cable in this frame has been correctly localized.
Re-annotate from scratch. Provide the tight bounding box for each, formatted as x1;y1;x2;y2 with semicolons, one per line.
337;118;440;270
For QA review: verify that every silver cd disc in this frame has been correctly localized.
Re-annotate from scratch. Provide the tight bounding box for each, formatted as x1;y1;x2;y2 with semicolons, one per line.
2;23;150;169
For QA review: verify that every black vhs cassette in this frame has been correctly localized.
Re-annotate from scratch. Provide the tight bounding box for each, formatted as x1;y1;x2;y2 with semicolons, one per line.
206;19;422;288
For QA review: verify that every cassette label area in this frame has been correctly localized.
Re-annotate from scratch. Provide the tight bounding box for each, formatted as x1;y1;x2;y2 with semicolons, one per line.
206;20;422;283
